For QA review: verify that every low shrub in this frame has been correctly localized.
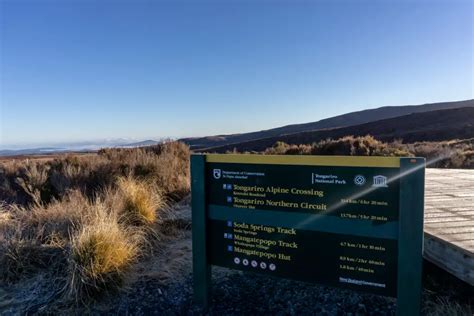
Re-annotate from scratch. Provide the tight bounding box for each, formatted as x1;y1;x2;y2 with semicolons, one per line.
18;190;90;243
262;136;474;168
408;138;474;168
264;142;312;155
309;135;411;156
0;141;190;207
0;235;63;282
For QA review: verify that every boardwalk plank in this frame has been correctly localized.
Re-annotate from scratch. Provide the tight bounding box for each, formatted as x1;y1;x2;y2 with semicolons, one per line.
424;168;474;285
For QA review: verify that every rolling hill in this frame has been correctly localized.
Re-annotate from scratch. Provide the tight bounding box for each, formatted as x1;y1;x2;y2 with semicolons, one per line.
202;107;474;153
181;99;474;150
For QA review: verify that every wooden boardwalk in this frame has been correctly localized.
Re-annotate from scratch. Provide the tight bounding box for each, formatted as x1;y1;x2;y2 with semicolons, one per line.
424;168;474;285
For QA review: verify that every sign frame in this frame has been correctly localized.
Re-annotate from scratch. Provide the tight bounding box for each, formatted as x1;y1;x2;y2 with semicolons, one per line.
191;154;425;315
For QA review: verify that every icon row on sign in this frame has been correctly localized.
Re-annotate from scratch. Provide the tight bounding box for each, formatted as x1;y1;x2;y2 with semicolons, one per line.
233;257;276;271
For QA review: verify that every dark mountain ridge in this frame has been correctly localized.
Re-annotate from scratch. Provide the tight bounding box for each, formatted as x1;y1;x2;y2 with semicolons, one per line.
202;107;474;153
181;99;474;149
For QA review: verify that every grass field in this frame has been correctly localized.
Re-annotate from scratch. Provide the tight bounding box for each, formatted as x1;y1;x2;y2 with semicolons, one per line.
0;139;472;314
0;141;190;304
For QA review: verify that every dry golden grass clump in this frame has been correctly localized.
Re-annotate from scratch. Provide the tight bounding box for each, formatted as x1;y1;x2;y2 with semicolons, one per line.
68;205;141;301
116;177;165;226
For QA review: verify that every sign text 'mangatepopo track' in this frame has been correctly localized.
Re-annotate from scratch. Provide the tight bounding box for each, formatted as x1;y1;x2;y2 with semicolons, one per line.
192;154;425;314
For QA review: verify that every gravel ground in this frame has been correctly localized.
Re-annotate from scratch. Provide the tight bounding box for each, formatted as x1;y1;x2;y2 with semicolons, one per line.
102;268;397;316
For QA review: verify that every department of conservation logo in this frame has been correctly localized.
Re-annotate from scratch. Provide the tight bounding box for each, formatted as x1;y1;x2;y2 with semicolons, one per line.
213;169;221;179
372;175;388;187
354;175;366;186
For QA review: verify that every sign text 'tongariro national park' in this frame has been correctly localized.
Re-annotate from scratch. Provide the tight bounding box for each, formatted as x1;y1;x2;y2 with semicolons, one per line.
191;154;425;315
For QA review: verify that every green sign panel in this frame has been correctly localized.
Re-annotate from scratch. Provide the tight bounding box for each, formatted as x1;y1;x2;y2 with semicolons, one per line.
192;154;425;315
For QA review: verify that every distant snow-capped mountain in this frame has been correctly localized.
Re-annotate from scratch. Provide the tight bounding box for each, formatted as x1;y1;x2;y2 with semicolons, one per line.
0;139;165;157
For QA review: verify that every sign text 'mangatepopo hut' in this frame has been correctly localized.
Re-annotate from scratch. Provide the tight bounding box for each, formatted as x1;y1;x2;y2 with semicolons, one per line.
191;154;425;315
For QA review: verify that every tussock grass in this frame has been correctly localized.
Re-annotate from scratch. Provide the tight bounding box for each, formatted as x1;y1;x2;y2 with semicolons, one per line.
116;177;165;226
0;142;189;304
67;205;141;302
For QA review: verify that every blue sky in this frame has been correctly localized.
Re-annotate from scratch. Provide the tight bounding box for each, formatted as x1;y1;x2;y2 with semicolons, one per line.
1;0;472;147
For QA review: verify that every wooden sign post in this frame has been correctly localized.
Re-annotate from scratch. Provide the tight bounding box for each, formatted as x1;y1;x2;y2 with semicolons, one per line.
191;154;425;315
